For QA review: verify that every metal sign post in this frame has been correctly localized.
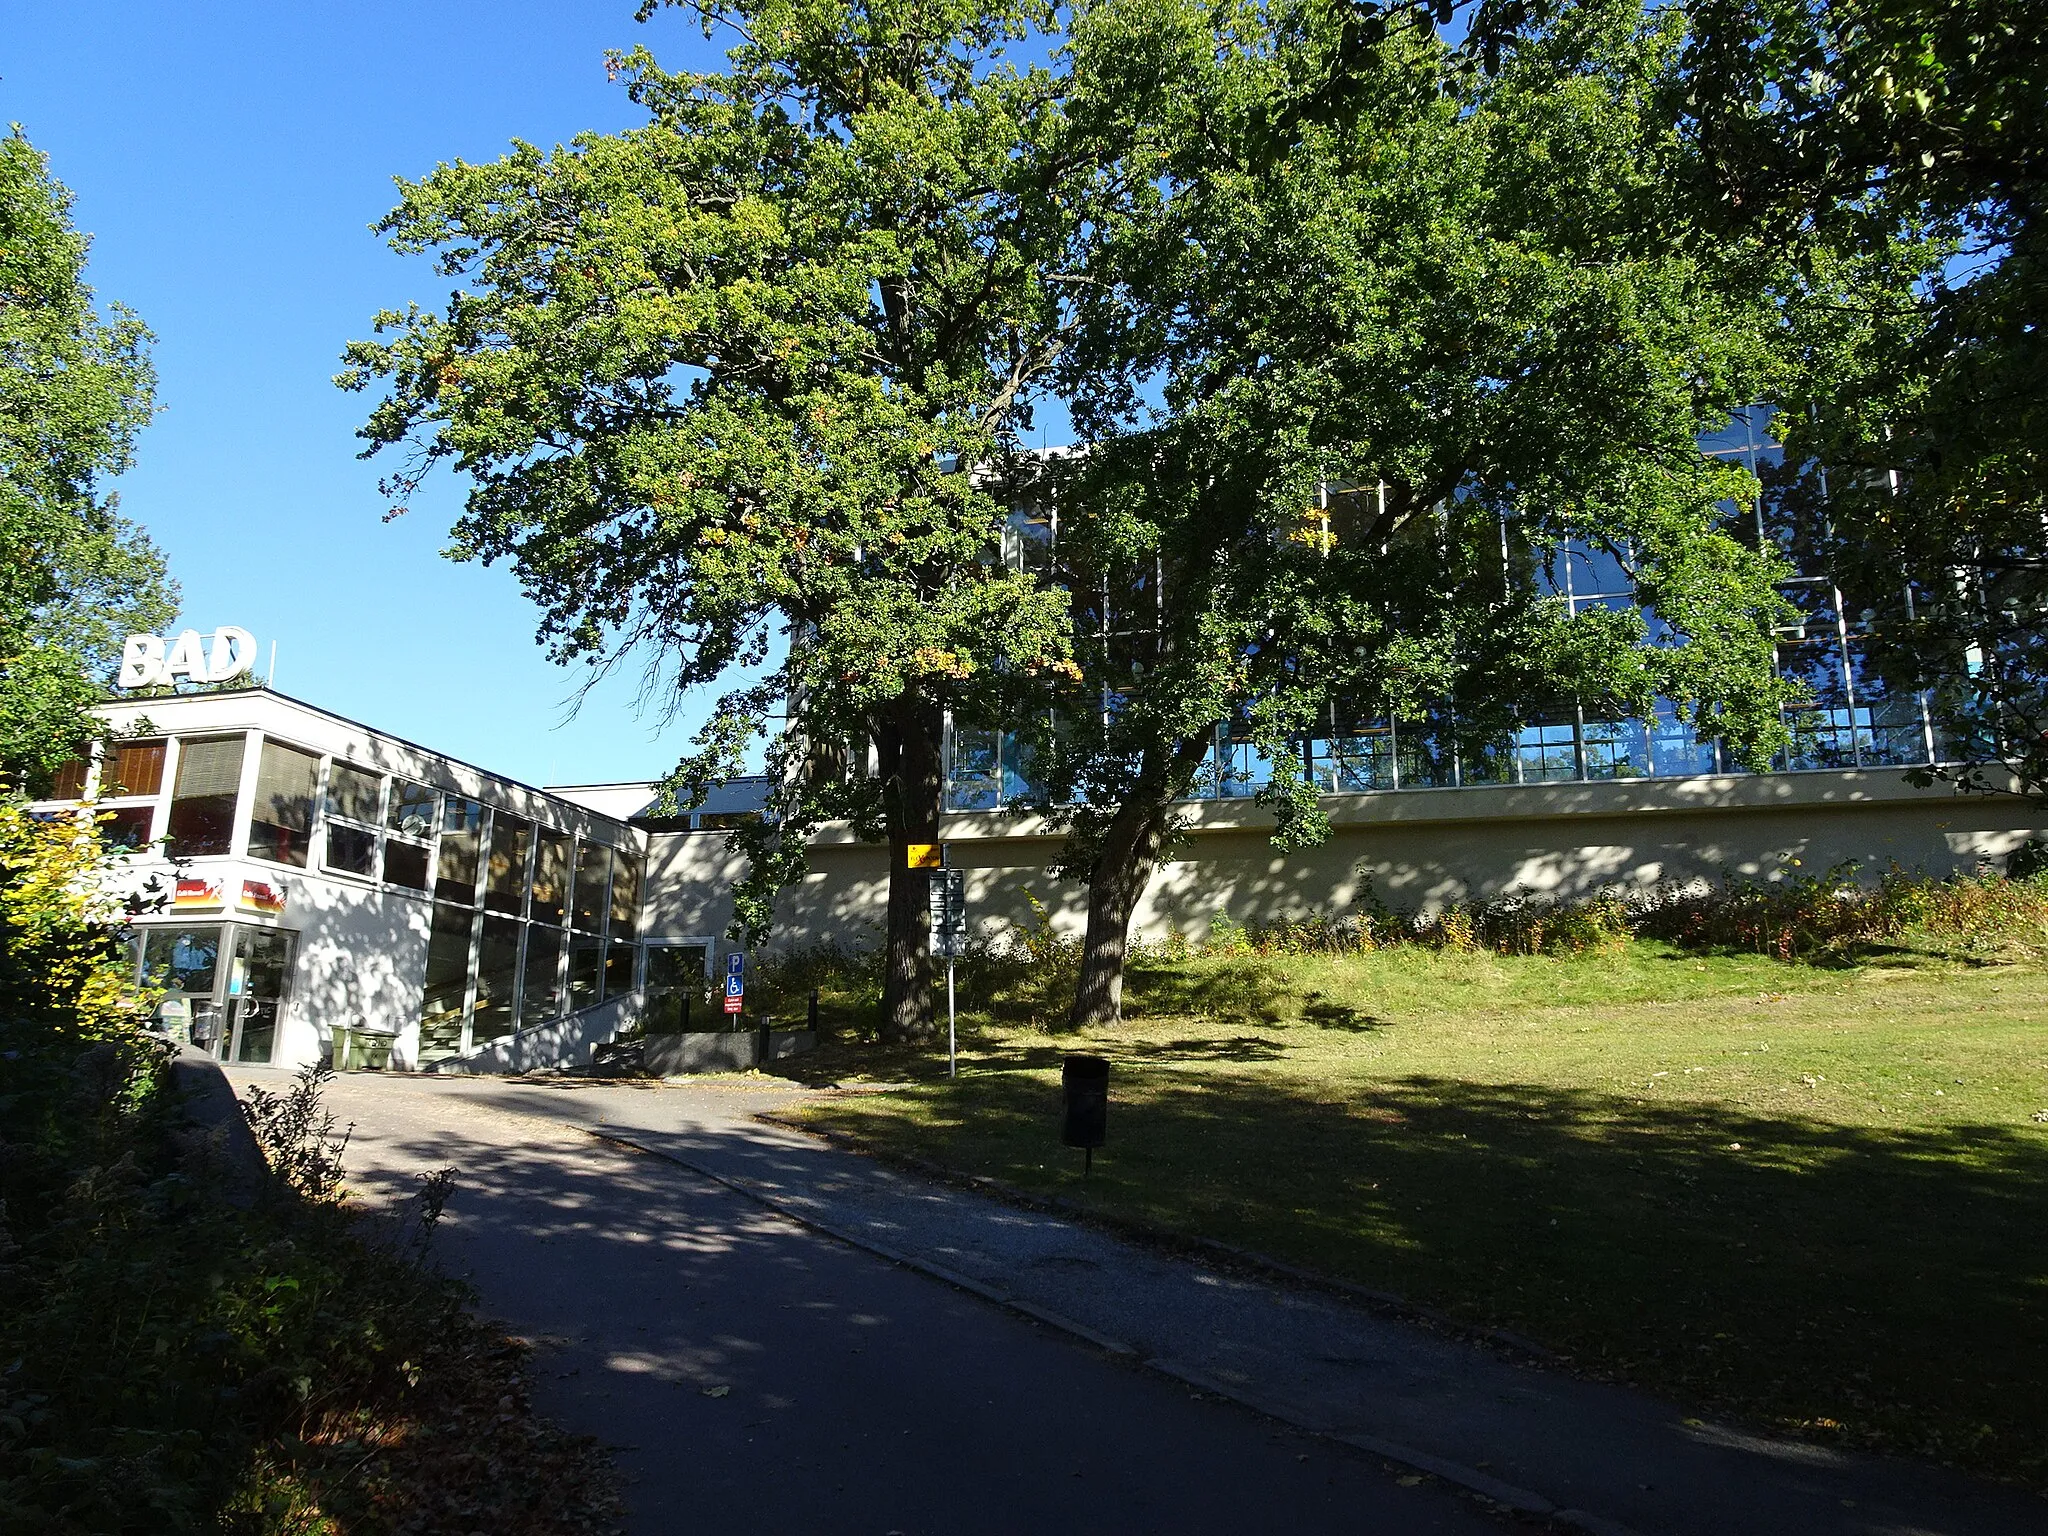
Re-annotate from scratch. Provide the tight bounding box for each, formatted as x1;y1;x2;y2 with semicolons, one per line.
927;864;967;1078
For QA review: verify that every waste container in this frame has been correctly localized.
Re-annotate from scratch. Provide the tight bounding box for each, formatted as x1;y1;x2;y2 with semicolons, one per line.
1061;1054;1109;1151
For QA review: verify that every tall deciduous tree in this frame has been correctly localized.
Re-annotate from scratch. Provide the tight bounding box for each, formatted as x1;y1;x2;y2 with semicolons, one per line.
1032;0;1798;1028
1671;0;2048;800
0;129;175;789
343;0;1125;1040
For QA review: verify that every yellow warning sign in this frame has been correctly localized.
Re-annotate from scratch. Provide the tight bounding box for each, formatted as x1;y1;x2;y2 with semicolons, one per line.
906;842;943;869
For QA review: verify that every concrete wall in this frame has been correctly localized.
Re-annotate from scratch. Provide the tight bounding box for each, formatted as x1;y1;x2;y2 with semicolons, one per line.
763;770;2046;952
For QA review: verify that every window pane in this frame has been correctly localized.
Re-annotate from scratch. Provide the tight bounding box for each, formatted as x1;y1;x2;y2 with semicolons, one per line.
485;813;532;916
644;944;708;1032
384;838;431;891
98;805;155;851
1650;702;1719;776
1581;719;1650;780
568;935;602;1009
107;739;166;798
143;926;220;995
50;756;90;799
418;903;473;1063
435;796;482;905
521;926;564;1027
248;740;319;867
605;943;637;1001
324;822;377;877
531;828;570;925
608;847;641;940
387;779;438;838
326;762;383;824
471;916;521;1045
572;841;612;933
167;736;245;857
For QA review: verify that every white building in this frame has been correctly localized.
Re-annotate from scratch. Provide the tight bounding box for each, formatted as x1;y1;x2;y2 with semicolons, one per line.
31;649;2044;1077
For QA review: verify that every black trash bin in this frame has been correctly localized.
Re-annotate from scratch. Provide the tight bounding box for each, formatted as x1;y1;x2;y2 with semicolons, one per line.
1062;1054;1109;1167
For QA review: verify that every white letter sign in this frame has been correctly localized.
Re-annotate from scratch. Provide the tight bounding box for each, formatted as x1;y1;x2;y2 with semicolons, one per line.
116;627;258;688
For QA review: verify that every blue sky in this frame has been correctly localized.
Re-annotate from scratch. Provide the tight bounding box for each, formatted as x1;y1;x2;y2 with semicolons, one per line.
2;1;742;787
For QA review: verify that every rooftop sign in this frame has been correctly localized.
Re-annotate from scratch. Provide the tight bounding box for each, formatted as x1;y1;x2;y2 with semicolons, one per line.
118;627;256;689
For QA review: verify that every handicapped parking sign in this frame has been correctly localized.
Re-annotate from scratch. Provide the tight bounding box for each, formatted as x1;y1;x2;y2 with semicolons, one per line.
723;952;745;1014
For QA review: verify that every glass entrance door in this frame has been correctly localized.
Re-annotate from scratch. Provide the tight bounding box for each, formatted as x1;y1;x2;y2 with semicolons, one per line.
226;927;296;1064
643;942;709;1033
141;925;226;1053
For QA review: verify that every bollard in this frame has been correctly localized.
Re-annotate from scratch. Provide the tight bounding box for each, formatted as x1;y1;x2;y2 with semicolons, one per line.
808;987;820;1033
1061;1054;1109;1175
757;1011;772;1069
681;987;691;1034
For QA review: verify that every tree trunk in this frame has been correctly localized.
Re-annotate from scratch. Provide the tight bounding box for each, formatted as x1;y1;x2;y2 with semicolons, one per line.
1067;733;1214;1032
877;696;944;1043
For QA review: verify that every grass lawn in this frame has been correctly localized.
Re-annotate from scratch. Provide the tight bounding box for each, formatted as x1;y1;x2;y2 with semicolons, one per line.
771;937;2048;1485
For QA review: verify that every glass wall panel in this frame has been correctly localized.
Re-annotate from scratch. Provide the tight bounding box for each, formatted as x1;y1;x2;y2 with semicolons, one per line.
609;847;641;941
1581;719;1651;780
418;903;473;1063
1514;721;1579;783
521;926;564;1026
229;927;293;1065
324;822;377;877
387;779;438;838
435;796;483;905
98;804;155;850
471;916;522;1044
1650;703;1720;776
605;943;638;1001
166;736;245;856
485;813;532;916
105;739;166;797
572;842;612;933
568;936;602;1010
946;727;1000;811
644;944;708;1033
248;740;319;867
326;762;383;824
143;926;221;995
1396;716;1459;788
384;839;431;891
531;828;570;925
50;756;89;799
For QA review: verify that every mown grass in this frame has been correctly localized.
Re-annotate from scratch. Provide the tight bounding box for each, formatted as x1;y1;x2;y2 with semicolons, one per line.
776;932;2048;1486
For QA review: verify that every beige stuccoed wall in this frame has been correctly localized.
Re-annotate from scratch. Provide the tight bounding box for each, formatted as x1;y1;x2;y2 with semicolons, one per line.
710;769;2044;953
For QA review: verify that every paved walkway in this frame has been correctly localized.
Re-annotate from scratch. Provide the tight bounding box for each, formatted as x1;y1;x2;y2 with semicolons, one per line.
262;1068;1494;1536
246;1070;2045;1536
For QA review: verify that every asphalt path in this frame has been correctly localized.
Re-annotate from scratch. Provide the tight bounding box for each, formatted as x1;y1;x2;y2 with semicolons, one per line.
279;1069;1499;1536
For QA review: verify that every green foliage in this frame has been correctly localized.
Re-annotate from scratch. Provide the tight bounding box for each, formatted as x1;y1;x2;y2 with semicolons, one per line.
341;0;1119;1037
1672;0;2048;801
0;800;612;1532
0;130;177;791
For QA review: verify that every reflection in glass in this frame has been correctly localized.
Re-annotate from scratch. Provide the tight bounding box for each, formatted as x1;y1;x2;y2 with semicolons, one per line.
521;927;564;1026
98;804;156;850
1514;721;1579;783
471;916;521;1044
384;838;431;891
230;928;293;1065
143;926;220;995
569;936;602;1009
1581;719;1650;780
609;848;642;940
1650;704;1720;776
166;736;245;856
531;828;570;925
326;761;383;824
324;822;377;877
644;944;708;1032
485;813;532;916
572;842;612;933
435;797;483;905
387;779;438;838
947;727;1000;811
605;943;637;1001
418;903;473;1062
248;740;319;867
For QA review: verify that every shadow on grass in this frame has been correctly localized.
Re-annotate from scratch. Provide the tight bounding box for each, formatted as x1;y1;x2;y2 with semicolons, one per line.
803;1065;2048;1485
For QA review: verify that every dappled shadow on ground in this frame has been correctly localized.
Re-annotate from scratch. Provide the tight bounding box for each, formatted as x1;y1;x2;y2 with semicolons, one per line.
803;1064;2048;1487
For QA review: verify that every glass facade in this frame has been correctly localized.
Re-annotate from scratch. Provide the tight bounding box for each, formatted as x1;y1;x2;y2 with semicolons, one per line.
943;414;1945;810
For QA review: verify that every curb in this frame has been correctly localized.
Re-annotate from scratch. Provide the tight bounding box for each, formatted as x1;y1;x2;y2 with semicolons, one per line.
757;1108;1562;1365
584;1124;1642;1536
